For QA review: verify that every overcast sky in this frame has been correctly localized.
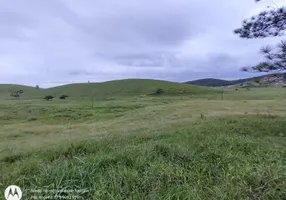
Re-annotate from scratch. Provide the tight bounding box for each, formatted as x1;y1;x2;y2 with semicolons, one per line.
1;0;285;87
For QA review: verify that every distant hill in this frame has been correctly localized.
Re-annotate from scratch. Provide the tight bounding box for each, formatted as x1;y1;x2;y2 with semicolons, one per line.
0;84;36;92
185;78;250;87
46;79;219;97
3;74;285;100
185;73;286;87
0;79;219;99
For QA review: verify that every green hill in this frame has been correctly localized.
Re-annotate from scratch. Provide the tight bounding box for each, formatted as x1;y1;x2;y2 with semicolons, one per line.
47;79;219;98
0;84;39;99
0;84;36;92
0;79;219;99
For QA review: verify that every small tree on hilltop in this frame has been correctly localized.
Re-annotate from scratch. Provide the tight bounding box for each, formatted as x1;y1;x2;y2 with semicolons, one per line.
234;1;286;73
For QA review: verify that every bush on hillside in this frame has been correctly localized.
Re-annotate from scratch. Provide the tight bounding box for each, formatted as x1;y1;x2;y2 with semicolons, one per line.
59;95;69;100
44;95;54;100
10;90;23;98
155;88;164;95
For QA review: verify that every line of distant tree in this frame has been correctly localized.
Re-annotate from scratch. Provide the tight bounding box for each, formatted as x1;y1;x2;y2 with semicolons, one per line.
9;89;69;101
44;95;69;100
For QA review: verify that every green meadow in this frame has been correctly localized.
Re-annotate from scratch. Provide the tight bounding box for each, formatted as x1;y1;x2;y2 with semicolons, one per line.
0;80;286;199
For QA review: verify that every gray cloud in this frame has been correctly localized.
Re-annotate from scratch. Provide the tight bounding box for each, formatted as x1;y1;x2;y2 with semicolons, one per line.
0;0;285;87
0;12;33;40
110;51;182;67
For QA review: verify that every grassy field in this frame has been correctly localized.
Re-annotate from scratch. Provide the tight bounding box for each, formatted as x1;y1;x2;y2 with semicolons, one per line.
0;80;286;199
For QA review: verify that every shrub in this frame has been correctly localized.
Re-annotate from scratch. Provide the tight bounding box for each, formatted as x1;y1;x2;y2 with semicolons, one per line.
44;95;54;100
59;95;69;100
10;90;23;98
155;88;164;95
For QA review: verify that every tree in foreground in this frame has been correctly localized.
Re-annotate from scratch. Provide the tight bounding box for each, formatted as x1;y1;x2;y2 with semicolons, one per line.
234;0;286;72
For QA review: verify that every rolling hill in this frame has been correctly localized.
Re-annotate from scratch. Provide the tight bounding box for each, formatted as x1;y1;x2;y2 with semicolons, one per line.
0;84;39;99
0;84;37;93
2;73;286;100
0;79;219;99
185;73;286;87
185;78;249;87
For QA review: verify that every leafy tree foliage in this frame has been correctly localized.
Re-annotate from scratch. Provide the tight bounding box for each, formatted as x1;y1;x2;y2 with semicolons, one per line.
234;6;286;38
234;0;286;72
241;41;286;72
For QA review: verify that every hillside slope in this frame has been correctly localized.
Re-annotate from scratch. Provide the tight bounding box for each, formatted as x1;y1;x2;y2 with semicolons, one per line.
46;79;219;97
0;84;37;92
0;84;40;99
0;79;219;99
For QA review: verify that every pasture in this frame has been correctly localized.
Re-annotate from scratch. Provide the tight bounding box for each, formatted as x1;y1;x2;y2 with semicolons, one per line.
0;81;286;199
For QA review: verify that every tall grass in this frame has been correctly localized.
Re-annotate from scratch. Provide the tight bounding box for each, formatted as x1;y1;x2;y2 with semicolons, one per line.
1;115;285;199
